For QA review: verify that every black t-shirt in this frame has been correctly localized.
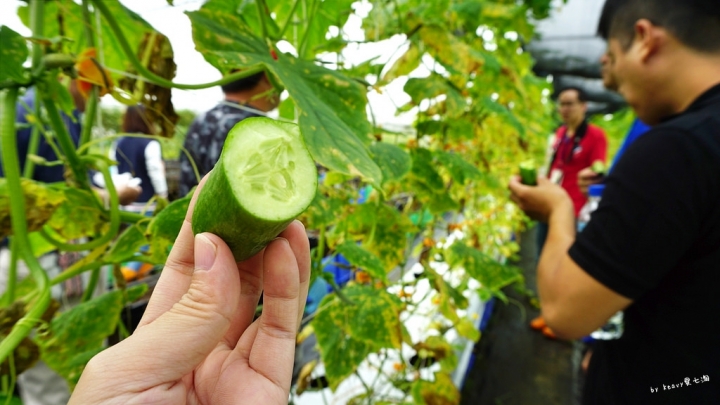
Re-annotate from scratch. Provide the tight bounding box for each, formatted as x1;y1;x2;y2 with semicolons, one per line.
570;84;720;405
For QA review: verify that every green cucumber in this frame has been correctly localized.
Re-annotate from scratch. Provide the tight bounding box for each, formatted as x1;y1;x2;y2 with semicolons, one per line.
519;160;537;186
192;117;317;261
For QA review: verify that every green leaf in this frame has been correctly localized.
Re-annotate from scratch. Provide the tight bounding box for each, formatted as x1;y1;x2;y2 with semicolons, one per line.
0;26;29;84
47;78;76;119
187;8;382;185
313;285;404;390
446;241;522;292
370;142;411;184
35;285;145;388
456;317;481;341
104;224;149;264
45;188;107;240
434;150;483;185
335;203;416;270
28;231;57;257
301;191;345;229
1;179;66;239
146;193;191;262
343;285;404;348
411;372;461;405
18;0;156;80
410;148;444;191
419;24;482;75
404;75;466;117
278;96;295;121
200;0;281;40
334;241;386;280
313;295;375;391
382;43;421;83
478;96;525;136
414;335;458;373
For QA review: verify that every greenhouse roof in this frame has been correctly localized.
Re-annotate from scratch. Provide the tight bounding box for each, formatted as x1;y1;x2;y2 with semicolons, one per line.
527;0;626;114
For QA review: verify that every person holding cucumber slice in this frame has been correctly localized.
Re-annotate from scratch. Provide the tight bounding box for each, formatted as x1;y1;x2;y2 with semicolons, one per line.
510;0;720;403
68;174;311;405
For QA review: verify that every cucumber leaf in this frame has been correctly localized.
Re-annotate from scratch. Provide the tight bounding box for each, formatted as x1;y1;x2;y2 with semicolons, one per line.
334;241;386;280
0;26;29;85
186;8;382;185
146;193;191;262
35;285;146;388
104;223;149;264
370;142;411;184
446;241;522;293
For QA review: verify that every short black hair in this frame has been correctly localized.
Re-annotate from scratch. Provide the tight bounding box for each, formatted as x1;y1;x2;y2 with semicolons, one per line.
597;0;720;53
220;70;265;93
557;86;588;103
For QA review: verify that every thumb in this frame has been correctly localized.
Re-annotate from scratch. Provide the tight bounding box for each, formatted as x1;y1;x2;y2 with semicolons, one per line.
109;233;241;384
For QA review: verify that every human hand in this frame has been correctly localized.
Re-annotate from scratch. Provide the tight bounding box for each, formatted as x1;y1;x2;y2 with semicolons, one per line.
508;175;573;223
577;167;604;196
116;183;142;205
69;175;311;405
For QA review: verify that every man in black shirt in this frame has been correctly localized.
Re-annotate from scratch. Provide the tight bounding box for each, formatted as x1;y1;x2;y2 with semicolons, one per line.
509;0;720;403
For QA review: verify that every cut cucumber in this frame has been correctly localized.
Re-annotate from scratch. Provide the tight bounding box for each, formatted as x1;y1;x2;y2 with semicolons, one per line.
192;117;317;261
591;160;606;175
519;160;537;186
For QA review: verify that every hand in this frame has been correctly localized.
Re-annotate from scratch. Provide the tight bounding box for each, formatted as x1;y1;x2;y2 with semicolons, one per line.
116;183;142;205
577;167;604;196
508;175;573;223
69;175;311;405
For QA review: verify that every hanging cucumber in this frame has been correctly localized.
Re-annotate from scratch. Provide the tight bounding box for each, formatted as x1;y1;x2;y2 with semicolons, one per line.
192;117;317;262
519;160;538;186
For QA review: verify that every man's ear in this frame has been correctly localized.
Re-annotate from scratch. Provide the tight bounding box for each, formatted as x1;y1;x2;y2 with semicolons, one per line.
634;19;665;63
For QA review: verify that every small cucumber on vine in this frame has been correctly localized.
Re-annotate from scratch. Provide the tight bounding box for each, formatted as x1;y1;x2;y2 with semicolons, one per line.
519;160;538;186
192;117;317;261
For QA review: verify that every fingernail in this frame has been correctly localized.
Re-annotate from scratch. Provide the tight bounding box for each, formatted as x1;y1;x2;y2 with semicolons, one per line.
195;233;217;271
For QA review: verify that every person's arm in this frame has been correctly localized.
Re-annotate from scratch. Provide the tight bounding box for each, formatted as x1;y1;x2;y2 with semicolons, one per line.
511;128;707;339
509;177;632;339
144;140;168;199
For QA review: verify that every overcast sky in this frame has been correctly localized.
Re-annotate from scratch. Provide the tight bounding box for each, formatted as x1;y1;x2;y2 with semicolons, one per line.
0;0;418;128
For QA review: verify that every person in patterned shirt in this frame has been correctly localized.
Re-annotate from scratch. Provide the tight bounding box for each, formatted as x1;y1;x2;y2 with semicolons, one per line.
178;71;280;197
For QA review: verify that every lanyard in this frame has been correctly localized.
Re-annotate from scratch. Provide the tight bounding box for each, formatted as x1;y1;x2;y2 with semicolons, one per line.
550;120;589;168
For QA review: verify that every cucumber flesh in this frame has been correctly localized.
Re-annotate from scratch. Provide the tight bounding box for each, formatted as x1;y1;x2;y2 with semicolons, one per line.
192;117;317;261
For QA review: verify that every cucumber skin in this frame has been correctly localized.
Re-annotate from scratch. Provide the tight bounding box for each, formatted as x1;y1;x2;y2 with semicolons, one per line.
520;166;537;186
191;160;295;262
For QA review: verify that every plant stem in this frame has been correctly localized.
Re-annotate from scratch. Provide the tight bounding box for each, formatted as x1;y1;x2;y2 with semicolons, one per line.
29;0;44;68
37;84;89;189
89;0;266;90
298;0;320;58
277;0;301;39
79;86;98;149
119;211;149;224
256;0;269;40
22;91;42;178
0;87;52;365
81;0;96;48
2;239;18;307
81;267;100;302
